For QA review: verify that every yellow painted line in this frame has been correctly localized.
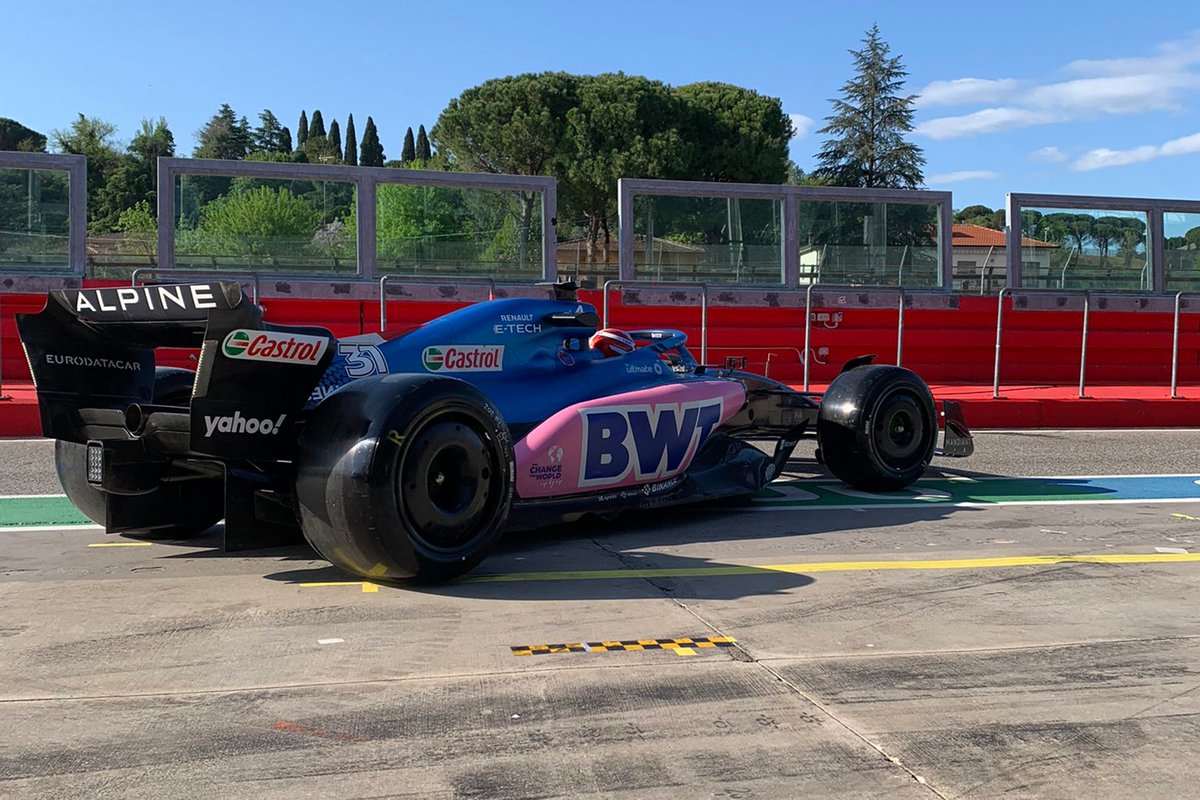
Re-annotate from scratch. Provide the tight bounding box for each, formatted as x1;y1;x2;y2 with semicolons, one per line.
88;542;153;548
299;581;380;593
468;552;1200;584
1171;513;1200;521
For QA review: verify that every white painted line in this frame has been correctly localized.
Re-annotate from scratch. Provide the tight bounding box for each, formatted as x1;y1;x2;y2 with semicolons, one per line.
752;497;1200;512
1155;547;1189;554
1041;529;1070;534
1;524;104;533
0;493;69;500
317;638;345;645
975;428;1200;434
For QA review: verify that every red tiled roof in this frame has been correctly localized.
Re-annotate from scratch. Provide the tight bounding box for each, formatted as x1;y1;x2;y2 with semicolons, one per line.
953;223;1056;249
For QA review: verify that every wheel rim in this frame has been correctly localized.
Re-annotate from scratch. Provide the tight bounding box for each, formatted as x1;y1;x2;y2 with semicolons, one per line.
399;418;497;551
871;391;926;470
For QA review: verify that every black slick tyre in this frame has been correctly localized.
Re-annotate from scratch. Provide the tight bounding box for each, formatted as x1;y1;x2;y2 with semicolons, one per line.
295;374;514;583
816;365;937;492
56;367;224;538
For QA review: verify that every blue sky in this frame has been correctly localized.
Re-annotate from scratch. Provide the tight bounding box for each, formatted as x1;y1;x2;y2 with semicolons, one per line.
4;1;1200;209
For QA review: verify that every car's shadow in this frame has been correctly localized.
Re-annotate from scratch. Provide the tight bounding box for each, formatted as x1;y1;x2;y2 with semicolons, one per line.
258;490;990;602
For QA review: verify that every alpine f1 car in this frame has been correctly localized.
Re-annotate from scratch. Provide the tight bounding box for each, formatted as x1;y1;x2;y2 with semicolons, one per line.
17;281;973;582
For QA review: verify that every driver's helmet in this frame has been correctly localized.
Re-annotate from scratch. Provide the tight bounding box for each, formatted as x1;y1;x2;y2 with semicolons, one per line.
588;328;636;357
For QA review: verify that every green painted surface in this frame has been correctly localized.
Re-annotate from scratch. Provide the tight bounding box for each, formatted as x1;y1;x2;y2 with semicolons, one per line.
0;496;92;527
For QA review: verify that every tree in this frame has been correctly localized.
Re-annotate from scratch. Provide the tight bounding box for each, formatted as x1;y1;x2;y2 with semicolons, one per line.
0;118;47;152
674;82;793;183
433;72;576;176
253;109;287;153
416;124;432;160
401;127;416;162
52;114;124;230
435;73;578;268
359;116;384;166
328;120;342;159
194;104;251;160
344;115;357;166
280;126;293;154
308;109;326;141
1116;218;1146;268
561;74;688;263
813;25;924;188
1187;226;1200;249
954;205;1005;230
297;111;308;147
184;186;321;256
122;117;175;212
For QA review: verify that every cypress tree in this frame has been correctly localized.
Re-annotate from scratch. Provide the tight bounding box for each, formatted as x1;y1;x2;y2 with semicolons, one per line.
813;24;924;188
415;124;431;161
308;109;326;140
328;119;342;160
344;114;357;166
280;126;292;154
401;127;416;162
297;111;308;147
359;116;384;167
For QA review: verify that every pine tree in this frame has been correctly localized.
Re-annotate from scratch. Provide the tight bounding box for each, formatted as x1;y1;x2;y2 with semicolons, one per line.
235;115;253;156
415;124;431;161
328;119;342;159
308;109;326;141
344;114;357;166
359;116;384;167
194;104;250;160
401;127;416;162
297;111;308;147
253;109;285;152
280;126;293;154
813;25;924;188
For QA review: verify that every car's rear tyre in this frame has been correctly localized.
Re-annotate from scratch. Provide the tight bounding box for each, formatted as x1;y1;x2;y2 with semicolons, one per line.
817;365;937;492
295;374;514;583
56;367;224;538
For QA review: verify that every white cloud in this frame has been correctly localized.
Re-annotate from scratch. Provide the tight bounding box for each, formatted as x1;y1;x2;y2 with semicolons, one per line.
1065;30;1200;77
916;107;1061;140
1071;131;1200;171
926;170;1000;184
1030;146;1068;163
1025;73;1198;113
916;78;1019;107
916;32;1200;139
788;113;816;139
1160;131;1200;156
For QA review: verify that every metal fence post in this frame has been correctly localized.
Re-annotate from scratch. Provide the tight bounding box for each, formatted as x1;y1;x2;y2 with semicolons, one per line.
804;283;906;391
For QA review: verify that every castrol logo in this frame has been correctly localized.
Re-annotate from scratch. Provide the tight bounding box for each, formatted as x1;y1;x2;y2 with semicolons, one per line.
221;330;328;365
422;345;505;373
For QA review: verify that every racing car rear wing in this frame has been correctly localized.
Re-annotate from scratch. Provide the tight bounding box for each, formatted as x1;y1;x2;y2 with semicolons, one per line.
17;282;335;460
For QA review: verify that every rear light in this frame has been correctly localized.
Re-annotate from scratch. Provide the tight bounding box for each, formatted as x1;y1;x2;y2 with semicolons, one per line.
86;443;104;485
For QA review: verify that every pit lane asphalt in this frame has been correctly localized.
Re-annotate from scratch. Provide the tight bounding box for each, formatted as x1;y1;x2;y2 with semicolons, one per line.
3;430;1200;798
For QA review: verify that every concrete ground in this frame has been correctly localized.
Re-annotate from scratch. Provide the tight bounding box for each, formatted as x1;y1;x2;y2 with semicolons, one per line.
2;431;1200;798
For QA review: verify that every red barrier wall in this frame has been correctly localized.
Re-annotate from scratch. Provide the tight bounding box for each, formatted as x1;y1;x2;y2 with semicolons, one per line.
4;286;1200;389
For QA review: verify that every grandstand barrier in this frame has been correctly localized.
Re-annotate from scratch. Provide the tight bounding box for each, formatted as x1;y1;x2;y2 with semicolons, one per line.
156;157;557;282
379;275;496;331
